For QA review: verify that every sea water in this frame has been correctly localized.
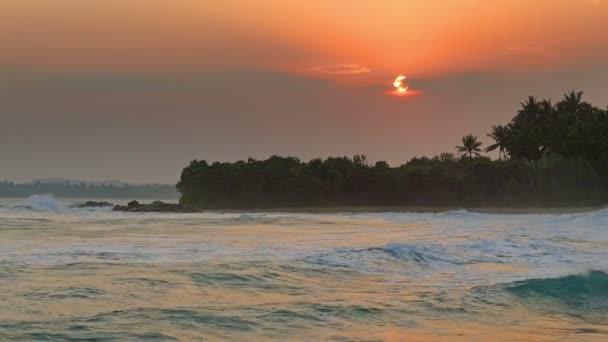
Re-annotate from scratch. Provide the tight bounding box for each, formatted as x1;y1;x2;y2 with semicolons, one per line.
0;196;607;341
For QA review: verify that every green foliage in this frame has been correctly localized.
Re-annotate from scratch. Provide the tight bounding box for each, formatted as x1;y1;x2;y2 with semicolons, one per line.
495;91;608;162
177;91;608;208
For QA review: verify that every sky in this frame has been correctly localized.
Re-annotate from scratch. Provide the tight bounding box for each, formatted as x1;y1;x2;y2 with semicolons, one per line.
1;0;608;183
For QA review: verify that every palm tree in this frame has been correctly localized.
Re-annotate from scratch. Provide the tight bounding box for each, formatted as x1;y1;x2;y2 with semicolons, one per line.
515;96;541;124
557;90;584;115
485;124;509;160
456;134;483;158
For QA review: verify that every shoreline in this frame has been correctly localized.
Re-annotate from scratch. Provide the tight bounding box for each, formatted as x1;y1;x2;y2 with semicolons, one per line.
204;205;606;215
8;197;601;215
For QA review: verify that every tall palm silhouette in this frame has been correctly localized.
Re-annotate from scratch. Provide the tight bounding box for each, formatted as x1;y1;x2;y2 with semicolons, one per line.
456;134;483;158
485;124;509;160
557;90;584;115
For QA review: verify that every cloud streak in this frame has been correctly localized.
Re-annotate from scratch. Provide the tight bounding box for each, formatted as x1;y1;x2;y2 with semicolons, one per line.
313;64;371;74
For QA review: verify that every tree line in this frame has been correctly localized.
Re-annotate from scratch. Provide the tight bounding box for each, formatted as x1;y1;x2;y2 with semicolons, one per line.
177;91;608;208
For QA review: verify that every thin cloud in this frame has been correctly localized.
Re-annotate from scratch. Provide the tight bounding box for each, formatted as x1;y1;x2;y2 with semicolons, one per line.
313;64;371;74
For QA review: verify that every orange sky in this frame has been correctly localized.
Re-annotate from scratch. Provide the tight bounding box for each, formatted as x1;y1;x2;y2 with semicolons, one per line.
1;1;608;182
2;0;607;76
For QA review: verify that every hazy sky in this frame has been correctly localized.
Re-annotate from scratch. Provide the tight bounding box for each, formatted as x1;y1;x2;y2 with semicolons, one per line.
1;0;607;183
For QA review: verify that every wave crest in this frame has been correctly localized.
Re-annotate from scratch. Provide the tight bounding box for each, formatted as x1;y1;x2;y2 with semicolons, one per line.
506;271;608;300
23;194;65;213
500;271;608;322
306;243;462;273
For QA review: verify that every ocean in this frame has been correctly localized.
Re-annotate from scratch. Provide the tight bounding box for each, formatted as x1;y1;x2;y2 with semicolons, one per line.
1;196;607;341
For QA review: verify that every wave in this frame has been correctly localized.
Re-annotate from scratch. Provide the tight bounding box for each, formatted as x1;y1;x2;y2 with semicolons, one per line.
505;271;608;302
22;194;66;213
460;271;608;324
308;238;585;271
362;207;608;223
498;271;608;322
435;209;476;216
305;237;604;277
573;207;608;222
24;287;105;300
306;243;463;272
382;243;462;263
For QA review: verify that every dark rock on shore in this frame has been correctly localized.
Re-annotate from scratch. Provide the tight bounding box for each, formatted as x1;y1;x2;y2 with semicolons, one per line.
112;200;201;213
74;201;114;208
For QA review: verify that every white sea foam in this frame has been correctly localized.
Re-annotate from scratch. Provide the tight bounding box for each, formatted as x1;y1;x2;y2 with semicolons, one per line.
24;194;66;213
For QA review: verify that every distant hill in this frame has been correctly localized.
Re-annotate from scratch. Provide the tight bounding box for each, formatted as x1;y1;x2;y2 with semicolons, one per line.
0;179;179;199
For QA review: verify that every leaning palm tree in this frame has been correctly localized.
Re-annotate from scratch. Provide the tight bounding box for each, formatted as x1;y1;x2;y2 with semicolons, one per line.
456;134;483;158
485;124;509;160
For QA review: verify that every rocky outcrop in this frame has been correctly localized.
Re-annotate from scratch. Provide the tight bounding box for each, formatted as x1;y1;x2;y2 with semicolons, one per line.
74;201;114;208
112;200;201;213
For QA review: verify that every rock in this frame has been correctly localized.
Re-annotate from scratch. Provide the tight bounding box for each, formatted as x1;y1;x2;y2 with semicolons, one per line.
73;201;114;208
112;201;201;213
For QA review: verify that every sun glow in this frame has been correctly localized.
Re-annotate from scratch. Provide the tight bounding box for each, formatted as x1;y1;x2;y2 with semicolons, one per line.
393;75;408;93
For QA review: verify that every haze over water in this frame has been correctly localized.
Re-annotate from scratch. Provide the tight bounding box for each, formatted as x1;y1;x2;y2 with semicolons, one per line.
1;197;607;341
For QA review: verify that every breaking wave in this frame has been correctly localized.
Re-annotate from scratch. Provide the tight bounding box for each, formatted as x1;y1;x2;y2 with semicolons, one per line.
22;194;65;213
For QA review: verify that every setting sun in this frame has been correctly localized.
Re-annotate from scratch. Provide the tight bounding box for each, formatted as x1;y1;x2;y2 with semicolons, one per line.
393;75;408;93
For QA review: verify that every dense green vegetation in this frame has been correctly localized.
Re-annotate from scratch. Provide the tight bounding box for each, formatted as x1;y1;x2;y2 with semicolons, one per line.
178;91;608;208
0;181;179;199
